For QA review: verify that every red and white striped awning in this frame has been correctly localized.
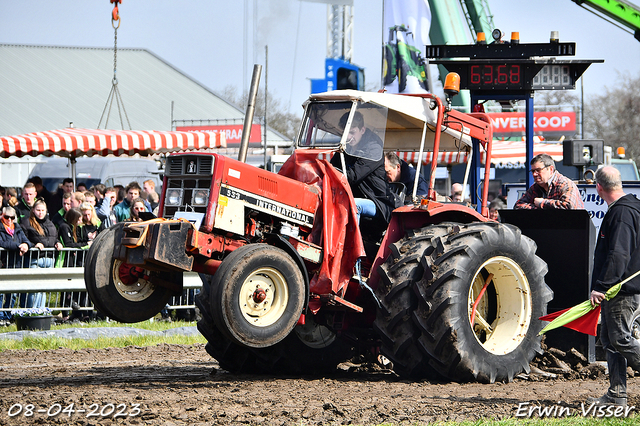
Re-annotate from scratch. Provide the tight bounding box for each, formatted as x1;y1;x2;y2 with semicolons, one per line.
397;141;564;166
0;127;226;159
398;151;469;165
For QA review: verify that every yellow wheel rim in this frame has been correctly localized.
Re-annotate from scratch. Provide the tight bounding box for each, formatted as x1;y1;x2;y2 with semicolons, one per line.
238;267;289;327
468;256;532;355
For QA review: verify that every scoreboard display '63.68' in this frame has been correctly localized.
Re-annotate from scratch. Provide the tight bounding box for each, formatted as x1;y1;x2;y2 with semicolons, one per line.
432;59;598;92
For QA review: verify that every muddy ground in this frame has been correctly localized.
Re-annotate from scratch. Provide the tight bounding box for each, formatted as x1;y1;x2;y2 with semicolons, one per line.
0;343;638;426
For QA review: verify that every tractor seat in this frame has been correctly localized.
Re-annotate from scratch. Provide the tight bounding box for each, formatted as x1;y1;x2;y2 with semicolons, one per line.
389;182;406;208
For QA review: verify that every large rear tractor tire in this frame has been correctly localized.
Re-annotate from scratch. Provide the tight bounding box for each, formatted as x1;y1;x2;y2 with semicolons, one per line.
397;58;409;92
382;45;396;86
84;224;175;323
84;226;114;316
375;222;553;383
210;244;306;348
374;226;442;378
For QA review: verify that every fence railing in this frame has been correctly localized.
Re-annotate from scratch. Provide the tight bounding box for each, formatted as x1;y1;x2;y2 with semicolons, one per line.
0;247;202;315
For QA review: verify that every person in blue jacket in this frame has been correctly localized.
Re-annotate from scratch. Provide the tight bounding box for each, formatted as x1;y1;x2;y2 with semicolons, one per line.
113;182;152;222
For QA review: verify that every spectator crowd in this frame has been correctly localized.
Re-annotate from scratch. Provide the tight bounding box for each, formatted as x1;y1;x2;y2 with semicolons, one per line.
0;178;159;326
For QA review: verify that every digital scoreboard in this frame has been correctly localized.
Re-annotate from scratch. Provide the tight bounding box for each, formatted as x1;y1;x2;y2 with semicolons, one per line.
434;60;597;91
426;41;602;92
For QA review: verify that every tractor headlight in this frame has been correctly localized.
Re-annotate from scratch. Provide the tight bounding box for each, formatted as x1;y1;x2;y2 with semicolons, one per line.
192;189;210;206
166;189;183;206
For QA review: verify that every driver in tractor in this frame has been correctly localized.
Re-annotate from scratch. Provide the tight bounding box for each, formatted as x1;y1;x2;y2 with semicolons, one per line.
330;111;395;234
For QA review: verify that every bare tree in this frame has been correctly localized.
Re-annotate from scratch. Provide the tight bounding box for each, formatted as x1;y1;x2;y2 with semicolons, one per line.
584;71;640;160
221;85;301;141
536;90;580;108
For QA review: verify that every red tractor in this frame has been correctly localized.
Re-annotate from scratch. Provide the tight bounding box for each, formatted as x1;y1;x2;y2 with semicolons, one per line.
85;87;552;383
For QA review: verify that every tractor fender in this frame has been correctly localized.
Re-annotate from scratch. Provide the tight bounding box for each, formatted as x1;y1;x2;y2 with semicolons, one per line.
265;234;311;311
368;204;488;290
415;203;488;224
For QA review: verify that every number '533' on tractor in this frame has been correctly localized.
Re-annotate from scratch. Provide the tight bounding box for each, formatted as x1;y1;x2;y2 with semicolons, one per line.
85;76;552;383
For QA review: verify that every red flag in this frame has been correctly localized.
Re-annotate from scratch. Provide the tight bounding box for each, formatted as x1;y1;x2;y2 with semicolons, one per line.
539;305;601;336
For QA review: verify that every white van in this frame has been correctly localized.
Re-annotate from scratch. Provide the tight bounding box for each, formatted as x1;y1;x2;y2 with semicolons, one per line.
28;157;163;192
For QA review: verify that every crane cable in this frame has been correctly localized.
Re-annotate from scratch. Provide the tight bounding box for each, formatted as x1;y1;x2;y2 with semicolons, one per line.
98;0;132;130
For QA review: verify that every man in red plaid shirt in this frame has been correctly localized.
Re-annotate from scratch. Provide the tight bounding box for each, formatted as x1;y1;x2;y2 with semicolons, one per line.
515;153;584;210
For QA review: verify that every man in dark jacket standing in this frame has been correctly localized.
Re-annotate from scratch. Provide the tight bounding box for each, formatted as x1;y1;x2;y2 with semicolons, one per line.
49;178;75;216
29;176;52;208
589;166;640;406
330;111;395;233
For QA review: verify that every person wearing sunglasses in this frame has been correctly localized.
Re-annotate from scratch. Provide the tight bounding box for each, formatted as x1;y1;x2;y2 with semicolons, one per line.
0;206;33;325
0;206;32;264
514;153;584;210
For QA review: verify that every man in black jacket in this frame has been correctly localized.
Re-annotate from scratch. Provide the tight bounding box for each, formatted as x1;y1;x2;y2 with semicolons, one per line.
589;166;640;406
330;111;395;232
14;182;37;224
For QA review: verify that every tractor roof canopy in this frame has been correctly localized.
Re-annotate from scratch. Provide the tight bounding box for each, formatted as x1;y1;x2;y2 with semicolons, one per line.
299;90;473;156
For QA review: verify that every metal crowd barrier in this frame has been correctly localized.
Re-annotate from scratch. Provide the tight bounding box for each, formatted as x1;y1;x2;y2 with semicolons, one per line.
0;248;202;316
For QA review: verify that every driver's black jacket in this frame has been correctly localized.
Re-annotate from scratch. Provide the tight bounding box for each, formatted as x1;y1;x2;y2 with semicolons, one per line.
330;128;395;225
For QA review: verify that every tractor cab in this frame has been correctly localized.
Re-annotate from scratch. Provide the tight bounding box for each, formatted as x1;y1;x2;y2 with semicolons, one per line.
295;90;480;206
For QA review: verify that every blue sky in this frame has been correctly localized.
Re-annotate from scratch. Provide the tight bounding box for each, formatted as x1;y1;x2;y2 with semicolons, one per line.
2;0;639;116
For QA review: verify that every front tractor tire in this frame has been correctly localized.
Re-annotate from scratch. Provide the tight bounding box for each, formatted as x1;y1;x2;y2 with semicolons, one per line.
375;222;553;383
197;273;353;374
84;223;175;323
209;244;306;348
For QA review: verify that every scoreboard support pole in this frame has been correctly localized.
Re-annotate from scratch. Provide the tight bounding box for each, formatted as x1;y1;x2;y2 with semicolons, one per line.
470;92;535;210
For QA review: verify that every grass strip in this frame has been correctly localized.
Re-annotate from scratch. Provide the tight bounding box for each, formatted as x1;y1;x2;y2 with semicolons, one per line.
0;320;206;351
